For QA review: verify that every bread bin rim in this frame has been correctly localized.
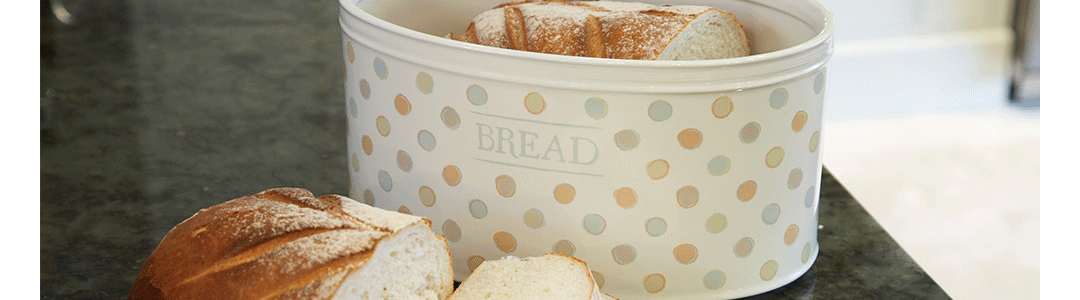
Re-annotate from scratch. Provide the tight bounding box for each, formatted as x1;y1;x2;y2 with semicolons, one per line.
338;0;834;93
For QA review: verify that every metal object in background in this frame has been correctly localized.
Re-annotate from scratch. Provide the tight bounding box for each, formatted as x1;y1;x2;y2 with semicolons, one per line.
1010;0;1039;107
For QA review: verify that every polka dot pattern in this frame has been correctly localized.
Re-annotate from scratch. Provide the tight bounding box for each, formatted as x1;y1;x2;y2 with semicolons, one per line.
495;175;516;198
676;186;699;208
614;187;638;209
612;244;636;265
646;217;667;236
418;186;436;207
553;240;575;256
469;199;487;219
712;96;733;118
494;231;517;253
343;48;825;296
584;97;608;119
524;92;546;115
648;101;673;121
643;274;666;294
553;183;576;204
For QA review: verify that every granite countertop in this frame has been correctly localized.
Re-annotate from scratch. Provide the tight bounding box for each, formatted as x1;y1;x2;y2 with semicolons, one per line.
39;0;949;299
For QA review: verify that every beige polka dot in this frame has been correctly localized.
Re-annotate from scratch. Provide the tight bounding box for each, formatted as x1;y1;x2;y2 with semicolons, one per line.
760;260;779;281
553;240;575;256
673;243;698;264
396;150;412;172
765;147;785;168
523;208;544;228
553;183;576;204
442;219;460;242
442;165;461;186
360;79;370;99
809;131;821;153
785;224;800;245
792;110;808;132
524;92;545;115
350;153;359;172
394;94;411;116
740;122;761;144
416;72;433;94
592;271;606;289
643;273;666;294
346;41;355;63
802;242;813;263
676;185;699;208
737;180;757;202
613;129;640;151
375;116;391;137
612;244;636;265
361;135;373;155
706;213;727;233
677;128;702;149
614;187;638;209
467;255;485;272
494;231;517;253
362;189;375;205
646;159;669;180
712;96;733;119
495;175;516;198
397;205;411;215
788;168;803;189
734;237;754;258
418;186;436;207
440;106;460;129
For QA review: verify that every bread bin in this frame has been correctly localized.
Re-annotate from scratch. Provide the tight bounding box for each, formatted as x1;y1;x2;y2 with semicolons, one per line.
339;0;833;298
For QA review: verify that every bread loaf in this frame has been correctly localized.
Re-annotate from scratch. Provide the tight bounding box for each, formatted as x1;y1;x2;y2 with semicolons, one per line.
447;254;617;300
128;188;454;300
448;0;750;60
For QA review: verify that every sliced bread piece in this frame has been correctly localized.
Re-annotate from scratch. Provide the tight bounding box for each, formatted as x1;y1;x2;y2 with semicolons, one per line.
448;253;615;300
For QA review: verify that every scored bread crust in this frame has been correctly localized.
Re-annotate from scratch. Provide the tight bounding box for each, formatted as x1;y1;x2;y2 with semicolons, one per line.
128;188;452;300
448;0;750;60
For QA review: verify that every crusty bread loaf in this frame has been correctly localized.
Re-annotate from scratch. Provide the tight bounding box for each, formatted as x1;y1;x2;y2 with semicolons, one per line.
447;254;617;300
128;188;454;300
448;0;750;60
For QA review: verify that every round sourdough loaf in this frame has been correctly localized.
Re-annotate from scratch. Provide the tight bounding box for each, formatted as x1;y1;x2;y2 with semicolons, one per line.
448;0;750;60
128;188;453;300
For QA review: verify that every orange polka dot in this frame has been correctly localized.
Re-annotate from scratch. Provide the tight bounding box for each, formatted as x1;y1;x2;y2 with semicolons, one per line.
677;128;702;149
673;243;698;264
361;135;373;155
785;224;800;245
467;255;485;272
442;165;461;186
614;187;638;209
553;183;576;204
494;231;517;253
737;180;757;202
792;110;808;132
394;94;411;116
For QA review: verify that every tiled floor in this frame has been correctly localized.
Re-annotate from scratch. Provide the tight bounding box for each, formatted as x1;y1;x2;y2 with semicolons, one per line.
822;106;1039;299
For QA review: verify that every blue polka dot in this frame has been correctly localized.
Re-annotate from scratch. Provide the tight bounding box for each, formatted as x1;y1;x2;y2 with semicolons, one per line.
814;72;825;94
762;203;781;224
374;58;388;80
648;100;673;121
770;88;788;109
348;97;358;118
704;270;726;290
805;186;816;208
378;170;392;191
584;97;608;119
417;130;436;151
707;156;731;176
467;85;487;106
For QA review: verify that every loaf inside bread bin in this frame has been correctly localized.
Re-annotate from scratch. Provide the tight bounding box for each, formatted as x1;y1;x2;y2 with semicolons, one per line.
128;187;454;300
448;0;750;60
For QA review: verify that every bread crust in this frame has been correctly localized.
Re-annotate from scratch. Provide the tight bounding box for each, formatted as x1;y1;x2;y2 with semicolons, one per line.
128;188;436;300
448;0;749;60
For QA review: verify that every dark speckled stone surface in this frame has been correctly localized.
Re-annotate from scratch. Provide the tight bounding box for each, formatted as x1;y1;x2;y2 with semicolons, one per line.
39;0;949;299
